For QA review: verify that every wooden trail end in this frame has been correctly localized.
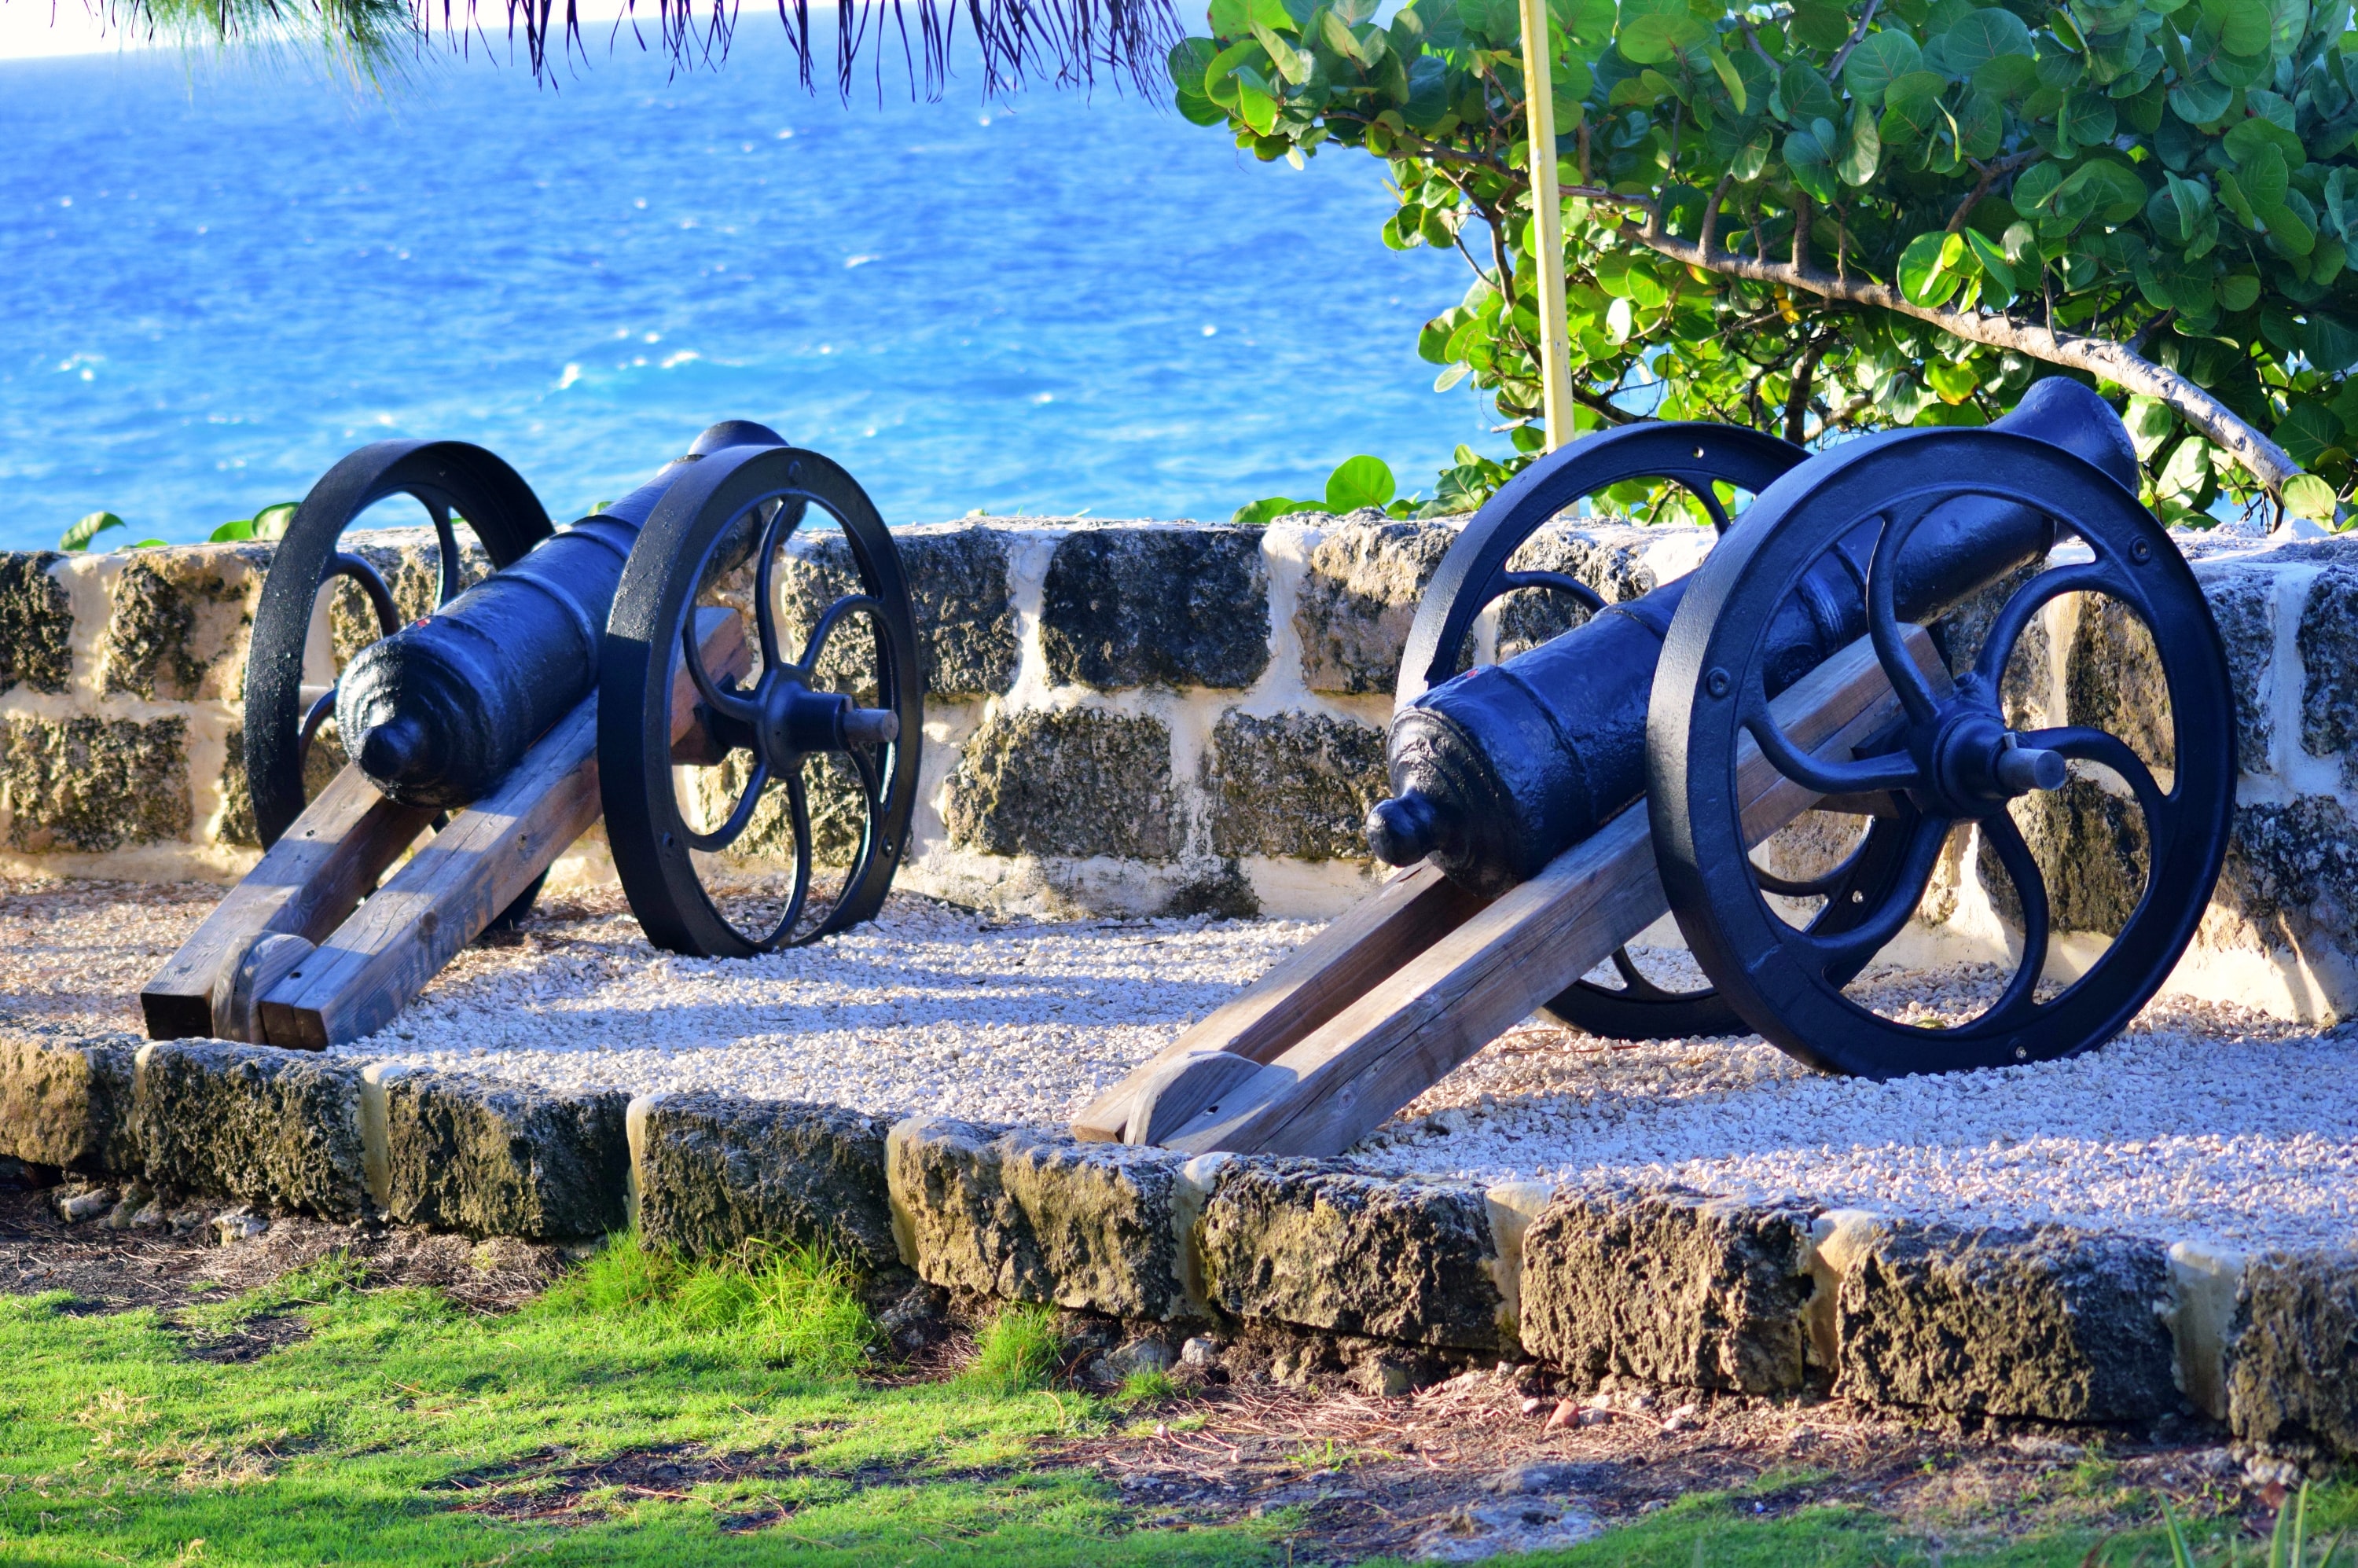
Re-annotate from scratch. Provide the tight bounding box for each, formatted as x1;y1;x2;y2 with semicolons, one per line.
1076;627;1945;1158
141;608;747;1047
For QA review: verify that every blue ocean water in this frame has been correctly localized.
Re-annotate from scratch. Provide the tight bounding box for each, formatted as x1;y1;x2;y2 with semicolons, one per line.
0;37;1492;549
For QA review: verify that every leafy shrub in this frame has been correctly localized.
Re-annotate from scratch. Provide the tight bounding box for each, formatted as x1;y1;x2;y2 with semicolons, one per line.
1179;0;2358;523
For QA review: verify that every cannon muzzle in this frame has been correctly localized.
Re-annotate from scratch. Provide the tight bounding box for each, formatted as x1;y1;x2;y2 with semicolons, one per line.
336;420;788;809
1376;379;2139;895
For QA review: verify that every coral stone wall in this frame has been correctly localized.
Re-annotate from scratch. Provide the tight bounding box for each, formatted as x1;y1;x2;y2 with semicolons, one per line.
9;517;2358;1021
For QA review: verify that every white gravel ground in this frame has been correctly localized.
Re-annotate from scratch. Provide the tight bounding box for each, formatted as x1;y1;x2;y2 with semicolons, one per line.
8;877;2353;1254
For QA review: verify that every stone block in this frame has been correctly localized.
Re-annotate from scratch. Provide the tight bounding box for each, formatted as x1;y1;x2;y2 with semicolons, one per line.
887;1117;1189;1320
383;1071;629;1241
214;723;347;850
1492;523;1694;660
0;1022;141;1173
2224;1250;2358;1459
634;1092;895;1269
2299;564;2358;781
1980;777;2150;938
327;534;490;671
2064;593;2174;772
1041;527;1269;691
132;1041;368;1221
2195;566;2277;774
1830;1218;2178;1421
94;547;268;702
2213;795;2358;960
1518;1187;1816;1394
773;526;1018;699
2;714;191;853
1295;521;1457;695
1196;1162;1506;1350
942;707;1174;860
0;553;72;696
1202;709;1387;861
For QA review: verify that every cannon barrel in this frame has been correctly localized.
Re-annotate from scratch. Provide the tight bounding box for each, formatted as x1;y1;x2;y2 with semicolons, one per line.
337;419;788;810
1366;379;2139;895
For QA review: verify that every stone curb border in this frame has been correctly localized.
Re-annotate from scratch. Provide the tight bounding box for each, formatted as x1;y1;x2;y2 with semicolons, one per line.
6;1026;2351;1460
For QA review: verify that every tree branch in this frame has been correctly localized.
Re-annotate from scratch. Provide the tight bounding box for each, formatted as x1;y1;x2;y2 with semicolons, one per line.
1619;218;2301;489
1945;150;2039;233
1784;333;1831;444
1824;0;1881;80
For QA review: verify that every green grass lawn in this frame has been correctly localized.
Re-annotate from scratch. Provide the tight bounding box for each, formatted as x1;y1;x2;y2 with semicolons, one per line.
0;1240;2347;1567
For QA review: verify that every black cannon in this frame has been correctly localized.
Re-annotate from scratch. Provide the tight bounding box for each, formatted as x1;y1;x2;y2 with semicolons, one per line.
1082;382;2235;1152
145;421;926;1045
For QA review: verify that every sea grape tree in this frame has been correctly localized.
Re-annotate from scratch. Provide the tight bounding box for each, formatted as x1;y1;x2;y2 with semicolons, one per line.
1175;0;2358;522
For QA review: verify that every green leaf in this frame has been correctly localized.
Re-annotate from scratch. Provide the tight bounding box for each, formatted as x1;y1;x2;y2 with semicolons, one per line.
208;519;256;543
2283;472;2340;520
1234;495;1324;523
1941;5;2034;75
2159;435;2217;499
2277;401;2344;464
1838;98;1882;182
1210;0;1250;32
2124;395;2178;460
1709;42;1747;109
1618;0;1708;62
1555;0;1616;41
2205;0;2275;56
1237;76;1281;133
57;510;125;552
2225;114;2306;167
1325;454;1399;510
1963;226;2016;292
2059;90;2121;146
2268;0;2309;54
1842;29;1923;99
1899;229;1963;303
1879;68;1949;139
2221;272;2262;309
1252;19;1312;81
2305;310;2358;369
1204;36;1261;93
2169;73;2235;121
1785;125;1838;200
1779;58;1841;123
1972;51;2039;97
1790;0;1854;50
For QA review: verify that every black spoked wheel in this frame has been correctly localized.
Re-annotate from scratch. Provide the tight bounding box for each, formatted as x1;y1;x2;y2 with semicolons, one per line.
244;440;553;924
1648;429;2235;1077
1398;420;1912;1040
600;443;924;958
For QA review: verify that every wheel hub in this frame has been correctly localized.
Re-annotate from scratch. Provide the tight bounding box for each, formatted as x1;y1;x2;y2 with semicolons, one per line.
1919;694;2068;815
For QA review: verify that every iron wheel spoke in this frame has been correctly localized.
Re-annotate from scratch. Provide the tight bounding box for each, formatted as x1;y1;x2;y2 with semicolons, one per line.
796;593;883;684
1978;811;2053;1028
326;552;402;637
749;498;797;674
685;757;770;854
2022;723;2175;859
1744;705;1923;797
1971;561;2127;694
763;767;817;948
1789;811;1951;977
431;502;463;607
1492;569;1606;614
679;617;763;727
296;687;337;766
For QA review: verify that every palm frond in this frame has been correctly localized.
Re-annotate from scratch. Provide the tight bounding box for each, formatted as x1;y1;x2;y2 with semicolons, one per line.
92;0;1179;95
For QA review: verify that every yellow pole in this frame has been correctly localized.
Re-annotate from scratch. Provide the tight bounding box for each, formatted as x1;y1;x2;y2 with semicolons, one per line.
1517;0;1574;452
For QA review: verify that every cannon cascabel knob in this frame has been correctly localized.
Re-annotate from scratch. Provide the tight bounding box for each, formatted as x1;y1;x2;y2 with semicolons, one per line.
1366;792;1443;866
